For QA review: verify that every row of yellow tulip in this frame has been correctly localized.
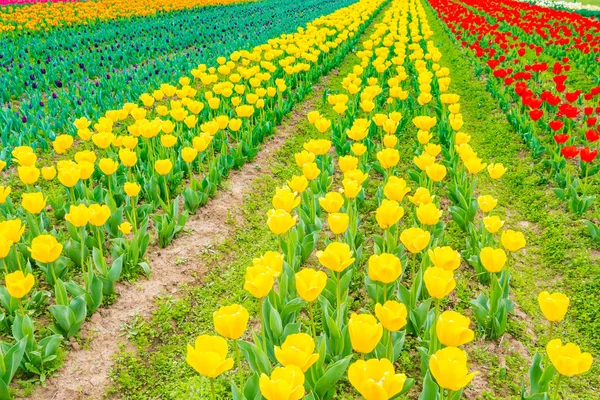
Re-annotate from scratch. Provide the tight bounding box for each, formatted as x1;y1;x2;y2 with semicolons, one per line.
183;0;592;398
0;0;388;396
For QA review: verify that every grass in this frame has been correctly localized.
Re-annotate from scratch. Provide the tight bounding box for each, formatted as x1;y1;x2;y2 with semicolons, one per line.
426;2;600;398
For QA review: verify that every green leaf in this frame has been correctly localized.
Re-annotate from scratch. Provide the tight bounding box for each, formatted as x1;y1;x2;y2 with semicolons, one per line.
314;355;353;398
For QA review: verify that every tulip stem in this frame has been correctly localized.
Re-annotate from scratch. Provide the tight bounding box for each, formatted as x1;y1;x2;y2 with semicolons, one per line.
210;378;216;400
388;329;394;362
548;321;554;345
19;299;24;316
2;259;7;275
383;283;388;303
553;374;563;400
439;388;444;400
308;301;317;338
234;340;245;389
80;228;86;274
336;272;342;326
260;297;268;354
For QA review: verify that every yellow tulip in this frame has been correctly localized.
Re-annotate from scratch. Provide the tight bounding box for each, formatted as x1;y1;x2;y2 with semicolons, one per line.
259;365;305;400
295;268;327;302
119;222;132;235
91;132;115;149
307;111;321;124
436;311;474;347
316;242;355;272
181;147;198;163
160;134;178;148
287;176;308;194
368;253;402;284
243;265;274;298
479;247;507;273
74;149;97;163
483;216;504;233
400;227;430;254
538;291;569;322
266;209;296;235
0;186;11;205
338;156;359;173
5;271;35;299
383;134;398;148
328;213;349;235
348;358;407;400
547;339;592;377
18;166;40;185
124;182;141;198
416;203;442;226
52;134;74;154
186;335;234;378
464;157;487;174
375;300;408;332
28;234;63;264
302;162;321;181
13;149;36;166
417;130;433;144
89;204;111;227
455;131;471;145
428;246;461;271
426;163;447;182
21;192;46;215
351;143;367;157
235;105;254;118
98;158;118;175
429;347;477;391
0;219;24;243
413;153;435;171
41;166;57;181
303;139;331;156
342;178;362;199
119;148;138;167
348;313;383;354
319;192;345;213
477;195;497;213
192;133;213;153
0;234;12;259
228;118;242;132
383;176;411;202
487;163;507;179
314;118;331;134
412;116;437;131
272;187;301;213
213;304;249;340
501;230;526;252
154;159;173;176
253;251;284;278
376;148;400;169
275;333;319;372
408;187;433;206
376;200;404;229
295;150;316;168
423;267;456;299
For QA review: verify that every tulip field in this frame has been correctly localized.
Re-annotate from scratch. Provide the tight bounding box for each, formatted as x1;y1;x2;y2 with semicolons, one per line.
0;0;599;398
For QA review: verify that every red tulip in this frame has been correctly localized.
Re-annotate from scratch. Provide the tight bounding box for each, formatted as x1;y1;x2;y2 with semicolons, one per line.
554;134;570;144
580;147;598;163
585;129;599;142
549;120;564;131
529;109;544;121
560;146;579;159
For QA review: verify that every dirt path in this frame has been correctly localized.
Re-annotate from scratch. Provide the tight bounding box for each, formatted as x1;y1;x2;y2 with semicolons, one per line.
25;78;331;400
